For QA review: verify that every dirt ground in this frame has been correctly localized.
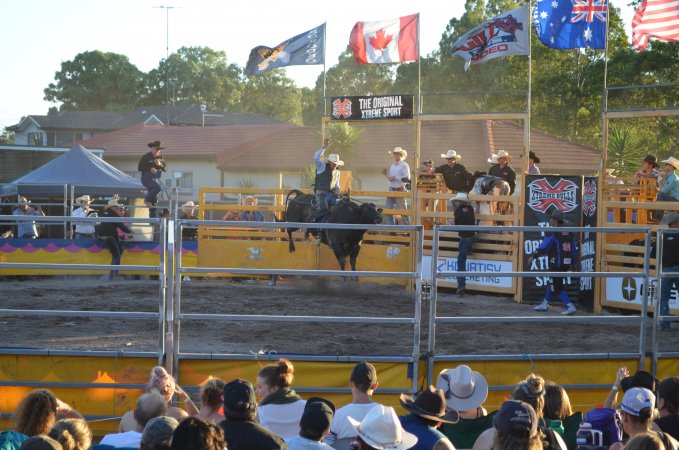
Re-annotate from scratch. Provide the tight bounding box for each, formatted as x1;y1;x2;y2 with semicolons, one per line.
0;277;676;356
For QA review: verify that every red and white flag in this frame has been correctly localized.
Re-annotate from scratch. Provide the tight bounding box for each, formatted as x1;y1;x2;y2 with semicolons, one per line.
632;0;679;50
349;13;419;64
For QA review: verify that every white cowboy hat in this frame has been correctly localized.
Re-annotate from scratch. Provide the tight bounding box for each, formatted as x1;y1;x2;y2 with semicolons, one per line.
105;198;123;209
662;157;679;170
436;365;489;412
17;196;30;205
390;147;408;160
75;195;92;205
326;153;344;166
487;154;499;164
441;149;462;160
451;192;469;202
348;405;417;450
181;201;195;209
605;168;617;175
496;150;512;160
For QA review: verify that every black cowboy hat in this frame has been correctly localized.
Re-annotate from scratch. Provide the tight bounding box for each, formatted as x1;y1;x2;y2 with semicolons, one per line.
529;151;541;164
643;154;660;169
620;370;658;393
399;386;459;424
147;140;165;149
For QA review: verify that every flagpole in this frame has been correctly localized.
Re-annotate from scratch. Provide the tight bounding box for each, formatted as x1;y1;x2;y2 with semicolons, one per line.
601;2;611;174
525;2;532;177
417;13;422;115
323;22;328;117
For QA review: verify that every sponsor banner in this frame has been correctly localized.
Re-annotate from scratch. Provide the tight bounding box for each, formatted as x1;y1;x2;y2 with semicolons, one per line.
523;175;582;303
606;276;679;313
579;177;598;310
330;95;414;120
422;255;513;288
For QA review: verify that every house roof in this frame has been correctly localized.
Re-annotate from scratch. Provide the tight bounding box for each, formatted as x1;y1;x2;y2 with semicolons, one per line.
70;123;298;161
7;104;284;132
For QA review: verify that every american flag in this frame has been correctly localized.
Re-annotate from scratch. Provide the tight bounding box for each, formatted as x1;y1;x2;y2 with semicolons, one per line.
632;0;679;50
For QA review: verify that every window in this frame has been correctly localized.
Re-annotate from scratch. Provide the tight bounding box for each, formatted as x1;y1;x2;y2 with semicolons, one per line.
27;132;44;146
177;172;193;189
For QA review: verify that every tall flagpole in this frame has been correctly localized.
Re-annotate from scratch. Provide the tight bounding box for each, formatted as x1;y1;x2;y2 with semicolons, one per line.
417;13;422;115
323;22;328;117
601;1;611;175
525;2;532;177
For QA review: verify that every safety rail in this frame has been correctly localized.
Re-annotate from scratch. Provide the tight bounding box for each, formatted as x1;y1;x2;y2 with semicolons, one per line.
426;224;655;385
653;228;679;373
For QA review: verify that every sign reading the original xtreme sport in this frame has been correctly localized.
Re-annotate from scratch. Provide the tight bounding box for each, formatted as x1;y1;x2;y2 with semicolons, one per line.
330;95;414;120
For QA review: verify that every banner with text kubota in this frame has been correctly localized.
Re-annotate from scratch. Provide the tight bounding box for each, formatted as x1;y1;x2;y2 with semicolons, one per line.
330;95;414;121
522;175;582;305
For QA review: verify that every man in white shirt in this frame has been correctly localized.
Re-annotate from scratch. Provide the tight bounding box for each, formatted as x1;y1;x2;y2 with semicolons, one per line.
71;195;97;238
99;391;167;448
324;362;380;448
382;147;411;225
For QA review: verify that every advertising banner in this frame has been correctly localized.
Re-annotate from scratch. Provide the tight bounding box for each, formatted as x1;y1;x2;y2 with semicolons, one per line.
330;95;414;120
422;255;513;289
579;176;598;310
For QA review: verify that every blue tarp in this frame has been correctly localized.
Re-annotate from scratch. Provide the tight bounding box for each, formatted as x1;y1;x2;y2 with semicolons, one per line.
0;145;145;197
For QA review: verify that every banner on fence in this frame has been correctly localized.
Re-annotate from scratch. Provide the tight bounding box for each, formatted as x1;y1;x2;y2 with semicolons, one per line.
330;95;414;120
422;256;513;288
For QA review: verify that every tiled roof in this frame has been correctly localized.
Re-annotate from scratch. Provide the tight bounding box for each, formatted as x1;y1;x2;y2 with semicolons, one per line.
24;111;127;130
70;123;298;159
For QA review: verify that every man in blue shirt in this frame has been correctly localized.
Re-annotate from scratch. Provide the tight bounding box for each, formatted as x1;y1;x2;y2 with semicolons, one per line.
13;196;44;238
659;157;679;202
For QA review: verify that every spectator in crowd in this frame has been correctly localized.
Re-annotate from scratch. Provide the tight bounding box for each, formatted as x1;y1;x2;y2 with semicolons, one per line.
18;436;63;450
119;366;195;432
222;210;240;221
194;378;227;425
100;391;167;448
99;197;134;281
219;378;287;450
436;365;491;450
624;432;665;450
382;147;411;225
313;138;342;224
653;377;679;441
140;416;179;450
636;155;661;180
324;362;380;448
529;210;578;315
658;158;679;202
47;419;91;450
449;193;477;297
543;382;582;450
488;150;517;194
610;388;679;450
347;405;417;450
256;359;307;439
607;169;625;185
179;201;198;241
71;195;97;238
605;367;658;409
138;141;167;218
169;417;224;450
492;400;542;450
285;398;335;450
528;151;541;175
13;196;44;239
652;212;679;330
240;196;265;222
398;386;458;450
426;150;471;193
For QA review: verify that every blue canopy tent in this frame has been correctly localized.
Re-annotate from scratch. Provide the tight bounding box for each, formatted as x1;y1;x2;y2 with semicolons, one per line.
0;144;144;197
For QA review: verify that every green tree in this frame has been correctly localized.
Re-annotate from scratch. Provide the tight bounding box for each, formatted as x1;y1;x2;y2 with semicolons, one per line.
239;70;304;125
0;129;15;144
43;50;144;111
608;127;643;175
323;122;364;165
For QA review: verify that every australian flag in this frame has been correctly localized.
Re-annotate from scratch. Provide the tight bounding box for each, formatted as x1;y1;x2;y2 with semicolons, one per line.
533;0;608;49
245;23;325;75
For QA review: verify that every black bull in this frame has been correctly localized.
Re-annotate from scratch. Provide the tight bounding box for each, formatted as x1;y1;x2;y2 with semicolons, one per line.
283;189;383;275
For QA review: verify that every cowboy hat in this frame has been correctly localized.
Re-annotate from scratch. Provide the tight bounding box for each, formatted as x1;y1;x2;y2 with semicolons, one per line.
181;201;195;209
436;365;489;412
450;192;469;203
643;154;659;168
17;196;30;205
441;149;462;160
75;195;92;205
605;168;617;175
348;405;418;450
399;386;459;424
661;156;679;170
326;153;344;166
488;154;499;164
147;140;165;149
496;150;512;160
390;147;408;160
105;198;123;209
529;151;541;164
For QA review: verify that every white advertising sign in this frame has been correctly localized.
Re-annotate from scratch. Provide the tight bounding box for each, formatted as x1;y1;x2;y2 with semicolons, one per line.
606;276;679;311
422;256;513;288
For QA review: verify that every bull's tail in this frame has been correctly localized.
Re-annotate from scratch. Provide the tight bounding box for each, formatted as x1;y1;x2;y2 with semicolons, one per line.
284;189;306;253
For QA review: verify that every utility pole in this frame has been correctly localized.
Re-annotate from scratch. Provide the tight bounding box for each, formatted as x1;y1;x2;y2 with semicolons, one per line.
155;5;177;125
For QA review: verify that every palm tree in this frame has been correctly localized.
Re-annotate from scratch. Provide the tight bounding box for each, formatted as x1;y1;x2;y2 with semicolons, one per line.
319;122;364;165
608;127;643;176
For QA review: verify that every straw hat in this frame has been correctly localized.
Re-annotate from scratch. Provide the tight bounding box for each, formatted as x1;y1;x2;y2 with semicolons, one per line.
496;150;512;160
436;365;489;412
390;147;408;160
348;405;418;450
181;201;195;209
488;154;499;164
441;149;462;160
326;153;344;166
105;198;123;209
399;386;459;424
662;156;679;170
450;192;469;203
75;195;92;205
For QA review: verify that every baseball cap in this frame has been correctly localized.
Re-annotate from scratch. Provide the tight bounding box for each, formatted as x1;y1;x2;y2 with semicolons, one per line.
620;387;655;416
222;378;257;412
351;361;377;387
493;400;538;437
142;416;179;449
300;397;335;434
19;436;63;450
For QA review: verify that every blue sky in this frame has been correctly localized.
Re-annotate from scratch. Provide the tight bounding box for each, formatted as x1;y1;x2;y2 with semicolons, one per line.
0;0;635;129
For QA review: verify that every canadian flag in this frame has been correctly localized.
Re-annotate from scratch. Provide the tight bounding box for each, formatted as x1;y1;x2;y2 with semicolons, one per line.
349;13;419;64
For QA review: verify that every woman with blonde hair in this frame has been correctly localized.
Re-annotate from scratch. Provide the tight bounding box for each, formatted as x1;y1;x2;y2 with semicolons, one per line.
194;378;226;424
48;419;92;450
255;358;306;439
119;366;197;432
624;432;665;450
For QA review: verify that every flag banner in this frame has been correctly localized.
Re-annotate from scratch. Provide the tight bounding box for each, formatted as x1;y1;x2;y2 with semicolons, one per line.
330;95;414;120
632;0;679;50
349;14;419;64
533;0;608;49
451;6;530;70
245;23;325;75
